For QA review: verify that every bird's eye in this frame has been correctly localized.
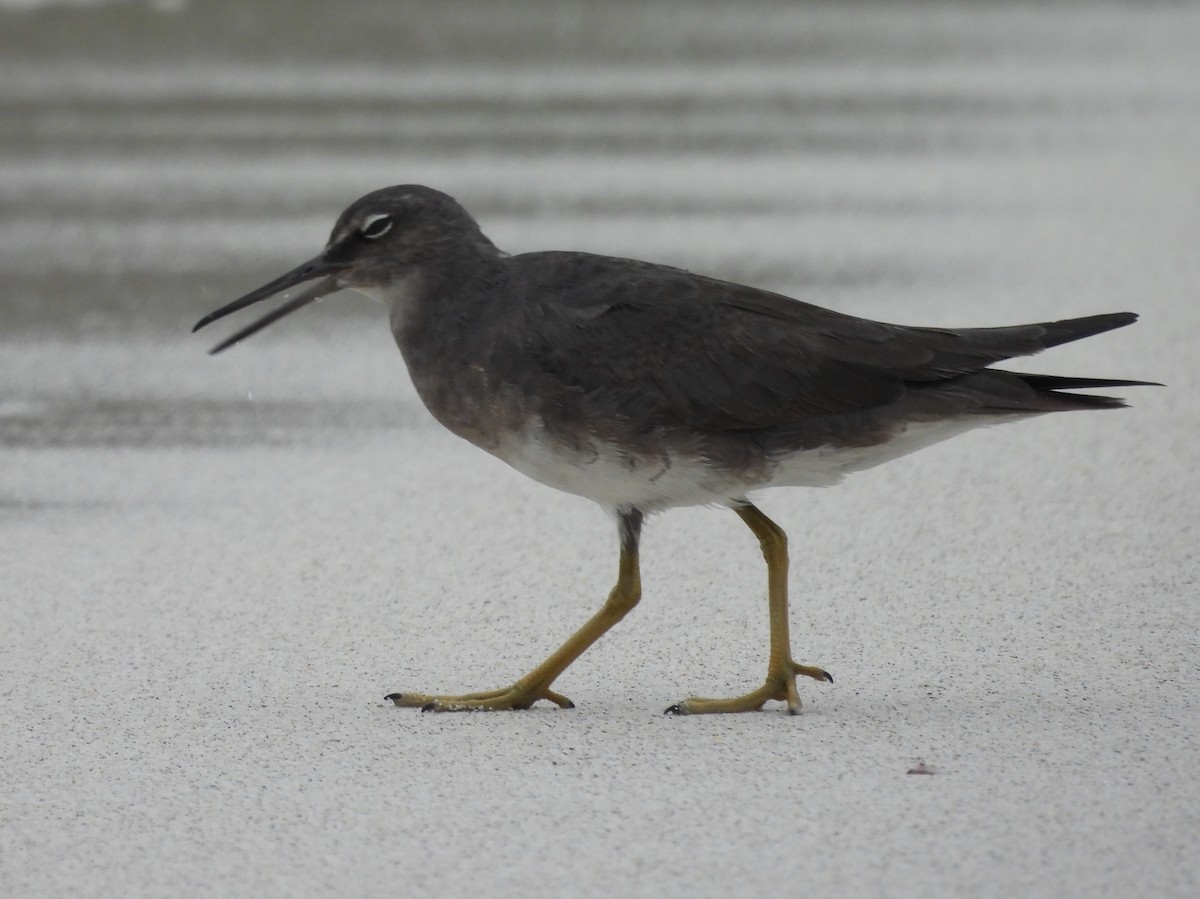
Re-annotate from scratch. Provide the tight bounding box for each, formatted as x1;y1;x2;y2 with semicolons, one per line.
360;214;393;239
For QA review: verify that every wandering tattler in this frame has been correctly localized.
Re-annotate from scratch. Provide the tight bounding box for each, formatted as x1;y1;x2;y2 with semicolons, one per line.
194;185;1154;714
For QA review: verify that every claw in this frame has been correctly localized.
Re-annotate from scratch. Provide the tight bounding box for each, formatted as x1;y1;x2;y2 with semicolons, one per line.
541;688;576;709
793;662;833;683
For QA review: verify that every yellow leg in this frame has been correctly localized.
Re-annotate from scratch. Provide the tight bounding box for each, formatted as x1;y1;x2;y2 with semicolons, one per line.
388;509;643;711
666;502;832;715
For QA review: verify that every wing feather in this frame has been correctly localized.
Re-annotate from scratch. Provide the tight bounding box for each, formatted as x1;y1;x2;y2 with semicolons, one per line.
505;252;1134;432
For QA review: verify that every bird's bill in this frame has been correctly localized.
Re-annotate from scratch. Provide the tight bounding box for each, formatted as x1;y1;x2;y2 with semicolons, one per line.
192;255;346;355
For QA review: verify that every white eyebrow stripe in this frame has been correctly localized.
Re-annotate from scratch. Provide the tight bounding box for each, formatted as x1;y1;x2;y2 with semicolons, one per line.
362;213;393;237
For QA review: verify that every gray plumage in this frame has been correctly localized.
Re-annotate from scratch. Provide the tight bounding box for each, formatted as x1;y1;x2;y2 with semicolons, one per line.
193;184;1155;714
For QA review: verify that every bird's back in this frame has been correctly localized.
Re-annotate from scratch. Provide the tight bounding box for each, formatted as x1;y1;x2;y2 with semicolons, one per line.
502;251;1139;426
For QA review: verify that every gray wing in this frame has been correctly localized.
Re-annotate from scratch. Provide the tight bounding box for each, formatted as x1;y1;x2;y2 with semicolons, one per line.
507;252;1134;432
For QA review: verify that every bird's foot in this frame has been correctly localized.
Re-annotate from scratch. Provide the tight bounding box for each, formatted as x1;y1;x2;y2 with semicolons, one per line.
664;661;832;715
386;682;574;712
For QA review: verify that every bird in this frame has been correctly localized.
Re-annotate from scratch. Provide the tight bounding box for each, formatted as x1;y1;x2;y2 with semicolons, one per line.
194;184;1154;714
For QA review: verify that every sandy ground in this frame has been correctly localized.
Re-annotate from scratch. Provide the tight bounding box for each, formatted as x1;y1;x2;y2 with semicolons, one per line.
3;2;1199;897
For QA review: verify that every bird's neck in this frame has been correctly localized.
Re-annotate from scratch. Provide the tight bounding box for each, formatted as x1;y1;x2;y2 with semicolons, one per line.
388;251;507;349
386;252;518;451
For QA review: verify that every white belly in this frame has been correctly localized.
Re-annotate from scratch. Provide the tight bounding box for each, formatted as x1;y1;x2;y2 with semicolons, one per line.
493;415;1013;511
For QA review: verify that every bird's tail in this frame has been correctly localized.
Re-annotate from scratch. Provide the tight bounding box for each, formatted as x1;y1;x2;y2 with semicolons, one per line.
1008;372;1161;410
964;312;1159;409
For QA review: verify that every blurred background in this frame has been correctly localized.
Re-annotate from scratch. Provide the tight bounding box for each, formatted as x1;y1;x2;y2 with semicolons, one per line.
6;1;1198;325
3;0;1195;440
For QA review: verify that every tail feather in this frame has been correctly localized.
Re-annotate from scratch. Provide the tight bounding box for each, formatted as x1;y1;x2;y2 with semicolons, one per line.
1016;374;1162;391
904;313;1155;415
1009;371;1162;411
959;313;1157;411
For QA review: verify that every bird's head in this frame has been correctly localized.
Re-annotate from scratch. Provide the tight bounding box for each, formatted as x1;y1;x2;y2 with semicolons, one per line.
193;185;497;354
